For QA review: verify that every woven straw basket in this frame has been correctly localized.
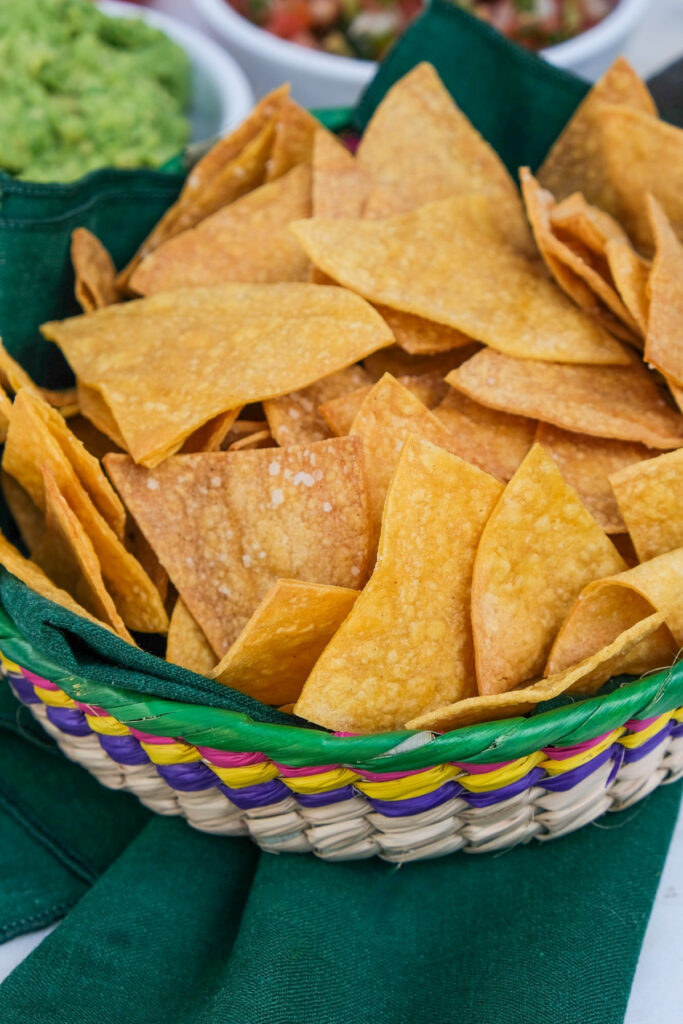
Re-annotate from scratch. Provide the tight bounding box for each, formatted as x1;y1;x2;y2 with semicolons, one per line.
3;606;683;862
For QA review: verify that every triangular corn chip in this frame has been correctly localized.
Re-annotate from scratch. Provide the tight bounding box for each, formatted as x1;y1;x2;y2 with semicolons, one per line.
364;344;480;381
129;164;312;295
181;408;242;454
291;197;629;366
211;579;358;704
266;98;321;181
537;57;656;214
166;599;217;676
375;306;473;356
610;448;683;562
0;340;77;415
604;238;650;334
549;191;630;254
1;472;44;553
226;429;274;451
71;228;120;312
535;423;650;533
43;284;394;467
104;437;372;656
434;388;535;483
644;196;683;387
448;348;683;449
3;393;168;633
319;373;447;437
0;385;11;443
472;444;626;694
312;130;370;219
356;63;531;251
263;365;371;447
294;438;503;732
76;382;127;450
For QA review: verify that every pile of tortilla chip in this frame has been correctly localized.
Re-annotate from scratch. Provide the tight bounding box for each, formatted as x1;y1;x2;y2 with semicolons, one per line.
3;62;683;735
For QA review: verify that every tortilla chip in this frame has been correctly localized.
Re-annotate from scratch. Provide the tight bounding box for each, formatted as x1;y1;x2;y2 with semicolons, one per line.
0;530;111;630
433;388;535;482
406;613;664;730
35;468;133;643
472;443;626;695
3;393;168;633
448;348;683;449
263;365;371;447
604;239;650;334
43;283;394;467
312;129;370;219
375;306;473;355
104;437;372;656
266;98;321;181
643;196;683;388
291;197;628;366
226;429;275;451
129;164;312;296
71;228;120;312
599;106;683;252
610;448;683;562
125;519;170;608
319;373;448;436
66;415;123;461
668;380;683;414
117;86;289;287
363;344;481;381
211;579;358;704
356;63;531;252
180;408;242;454
549;192;630;254
294;438;503;732
166;598;217;675
0;385;11;443
1;472;44;552
520;169;641;337
0;340;77;416
221;419;268;449
537;57;656;214
611;532;639;567
535;423;650;533
76;383;127;450
547;549;683;678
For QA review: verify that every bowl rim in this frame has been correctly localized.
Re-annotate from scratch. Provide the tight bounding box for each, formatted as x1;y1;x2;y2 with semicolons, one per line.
98;0;255;133
193;0;647;83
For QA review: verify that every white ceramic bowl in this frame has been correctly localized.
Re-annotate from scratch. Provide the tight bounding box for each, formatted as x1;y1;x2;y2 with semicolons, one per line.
98;0;254;141
192;0;650;109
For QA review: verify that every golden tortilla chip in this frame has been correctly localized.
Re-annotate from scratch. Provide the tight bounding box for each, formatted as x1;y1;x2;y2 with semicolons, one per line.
520;169;641;337
221;419;268;449
610;448;683;562
356;63;531;251
43;284;394;467
291;197;628;366
104;437;372;656
76;382;127;450
294;438;503;732
319;373;447;437
71;228;120;311
448;348;683;449
406;613;664;730
3;393;168;633
181;409;242;454
0;340;77;416
0;530;112;630
166;598;218;675
0;385;11;442
211;579;358;704
66;415;123;461
35;468;133;644
472;443;626;695
263;365;371;447
535;423;650;533
433;388;535;482
375;306;472;355
125;519;170;608
129;164;312;295
599;106;683;252
549;191;630;254
643;196;683;387
364;344;481;381
611;532;639;567
1;472;44;552
226;429;275;451
312;130;370;219
537;57;656;214
266;98;321;181
604;239;650;334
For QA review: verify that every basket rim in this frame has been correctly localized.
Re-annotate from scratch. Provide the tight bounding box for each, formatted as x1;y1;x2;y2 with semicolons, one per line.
2;599;682;771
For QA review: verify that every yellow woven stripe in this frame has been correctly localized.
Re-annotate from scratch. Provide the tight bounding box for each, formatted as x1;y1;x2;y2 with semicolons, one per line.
540;730;624;775
208;761;279;787
354;763;459;800
458;753;545;792
85;714;131;737
282;768;359;794
672;707;683;723
619;714;672;748
140;740;202;765
0;651;21;673
34;686;77;709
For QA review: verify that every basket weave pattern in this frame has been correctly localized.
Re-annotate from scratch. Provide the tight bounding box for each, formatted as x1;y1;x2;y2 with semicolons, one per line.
5;655;683;862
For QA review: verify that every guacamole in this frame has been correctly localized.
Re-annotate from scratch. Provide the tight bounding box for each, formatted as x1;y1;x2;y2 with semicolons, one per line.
0;0;191;182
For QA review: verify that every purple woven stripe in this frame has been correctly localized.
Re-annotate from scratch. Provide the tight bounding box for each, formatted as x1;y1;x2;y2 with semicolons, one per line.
98;734;150;766
157;762;217;792
46;706;92;737
542;745;618;792
217;778;290;809
463;767;546;808
622;724;673;764
8;674;40;705
368;779;463;817
670;721;683;738
295;785;356;808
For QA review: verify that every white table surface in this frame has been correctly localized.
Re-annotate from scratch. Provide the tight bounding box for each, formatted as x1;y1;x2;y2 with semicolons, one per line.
1;0;681;1017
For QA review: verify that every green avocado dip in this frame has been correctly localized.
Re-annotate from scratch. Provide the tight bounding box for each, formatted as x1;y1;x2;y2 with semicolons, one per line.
0;0;191;182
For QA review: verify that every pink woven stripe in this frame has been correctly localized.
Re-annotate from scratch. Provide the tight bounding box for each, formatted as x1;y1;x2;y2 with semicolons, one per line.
273;763;337;777
624;716;662;732
198;748;267;767
355;766;438;781
22;669;58;689
450;760;514;773
128;728;177;743
542;731;613;758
